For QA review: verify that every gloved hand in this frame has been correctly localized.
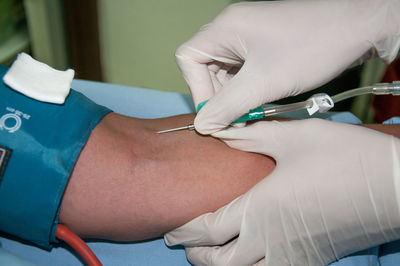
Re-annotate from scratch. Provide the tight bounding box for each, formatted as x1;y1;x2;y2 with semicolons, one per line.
176;0;400;134
165;119;400;266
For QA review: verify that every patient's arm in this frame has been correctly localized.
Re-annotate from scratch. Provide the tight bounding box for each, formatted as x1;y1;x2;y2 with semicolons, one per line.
362;124;400;138
59;113;275;241
59;113;399;242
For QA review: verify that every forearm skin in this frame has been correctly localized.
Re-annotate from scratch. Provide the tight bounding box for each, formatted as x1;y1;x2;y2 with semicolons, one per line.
59;113;275;241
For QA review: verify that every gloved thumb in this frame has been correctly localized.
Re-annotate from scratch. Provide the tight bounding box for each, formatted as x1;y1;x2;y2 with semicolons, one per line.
164;195;246;247
194;60;295;135
194;64;272;135
212;120;289;160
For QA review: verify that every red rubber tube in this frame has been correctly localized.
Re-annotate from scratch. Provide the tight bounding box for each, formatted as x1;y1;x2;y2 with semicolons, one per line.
56;224;102;266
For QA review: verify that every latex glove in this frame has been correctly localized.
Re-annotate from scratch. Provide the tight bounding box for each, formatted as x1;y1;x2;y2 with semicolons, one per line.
165;119;400;266
176;0;400;134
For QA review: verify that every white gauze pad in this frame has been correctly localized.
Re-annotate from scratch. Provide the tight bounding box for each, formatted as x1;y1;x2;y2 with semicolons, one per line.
3;53;74;104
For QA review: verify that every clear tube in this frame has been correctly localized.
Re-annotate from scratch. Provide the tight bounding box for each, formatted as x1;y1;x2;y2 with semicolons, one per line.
261;101;312;117
331;81;400;103
260;81;400;118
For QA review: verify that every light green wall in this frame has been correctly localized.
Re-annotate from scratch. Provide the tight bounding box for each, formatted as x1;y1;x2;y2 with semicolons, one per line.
23;0;68;69
98;0;235;94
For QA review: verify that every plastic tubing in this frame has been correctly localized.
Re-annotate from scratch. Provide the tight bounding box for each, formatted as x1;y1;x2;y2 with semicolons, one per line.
331;81;400;103
261;101;312;117
56;224;102;266
235;81;400;122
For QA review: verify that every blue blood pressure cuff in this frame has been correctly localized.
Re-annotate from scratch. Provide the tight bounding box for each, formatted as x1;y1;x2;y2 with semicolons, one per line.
0;65;111;249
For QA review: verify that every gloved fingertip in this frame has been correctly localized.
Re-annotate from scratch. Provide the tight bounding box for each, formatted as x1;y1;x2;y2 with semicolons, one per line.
164;225;205;247
194;113;227;135
164;232;192;247
186;247;209;266
163;234;176;247
211;127;239;139
186;239;240;266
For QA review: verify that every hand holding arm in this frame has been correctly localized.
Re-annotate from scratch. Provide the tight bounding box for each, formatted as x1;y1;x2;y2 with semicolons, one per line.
165;119;400;265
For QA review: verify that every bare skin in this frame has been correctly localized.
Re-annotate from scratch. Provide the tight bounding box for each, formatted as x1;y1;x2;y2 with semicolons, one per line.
59;113;400;242
362;124;400;138
59;113;275;241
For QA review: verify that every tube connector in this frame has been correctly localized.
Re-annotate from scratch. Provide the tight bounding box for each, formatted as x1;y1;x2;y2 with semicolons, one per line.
306;93;334;115
372;81;400;95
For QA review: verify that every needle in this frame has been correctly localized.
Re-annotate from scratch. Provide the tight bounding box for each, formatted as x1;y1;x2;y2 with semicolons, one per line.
157;124;195;134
